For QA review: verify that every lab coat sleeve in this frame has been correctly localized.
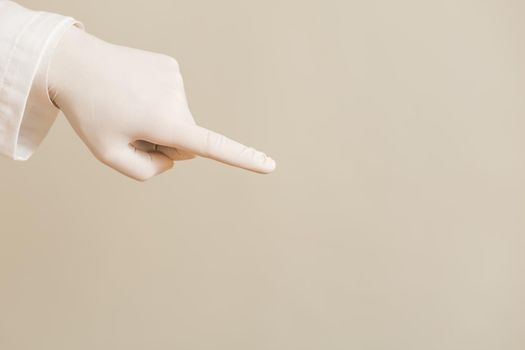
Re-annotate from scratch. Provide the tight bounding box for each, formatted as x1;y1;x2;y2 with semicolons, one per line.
0;0;81;160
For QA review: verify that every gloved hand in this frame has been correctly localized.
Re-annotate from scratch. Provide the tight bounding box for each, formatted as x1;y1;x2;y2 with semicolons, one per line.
48;26;276;181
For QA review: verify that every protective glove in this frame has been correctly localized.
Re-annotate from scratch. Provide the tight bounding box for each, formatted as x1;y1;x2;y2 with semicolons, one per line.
48;26;276;181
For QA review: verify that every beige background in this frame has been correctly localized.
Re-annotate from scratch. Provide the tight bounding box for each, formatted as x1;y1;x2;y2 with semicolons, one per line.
1;0;525;349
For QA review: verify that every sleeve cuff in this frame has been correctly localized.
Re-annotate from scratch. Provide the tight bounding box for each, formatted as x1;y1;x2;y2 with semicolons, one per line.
0;2;82;160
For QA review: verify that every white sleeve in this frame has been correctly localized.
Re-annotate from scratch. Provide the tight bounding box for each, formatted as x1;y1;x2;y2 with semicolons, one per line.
0;0;82;160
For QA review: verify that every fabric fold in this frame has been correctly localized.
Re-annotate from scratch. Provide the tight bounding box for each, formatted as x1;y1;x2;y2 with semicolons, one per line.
0;1;81;160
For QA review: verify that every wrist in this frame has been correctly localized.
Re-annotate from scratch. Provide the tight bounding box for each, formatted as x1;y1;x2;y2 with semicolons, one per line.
47;25;94;109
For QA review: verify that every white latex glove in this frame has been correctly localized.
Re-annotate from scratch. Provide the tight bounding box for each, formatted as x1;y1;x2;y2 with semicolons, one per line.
48;26;276;181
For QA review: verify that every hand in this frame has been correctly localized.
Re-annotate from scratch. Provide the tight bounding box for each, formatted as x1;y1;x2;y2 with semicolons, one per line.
48;26;276;181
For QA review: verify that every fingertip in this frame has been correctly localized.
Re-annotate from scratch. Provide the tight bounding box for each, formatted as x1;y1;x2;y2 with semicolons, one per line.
267;157;277;173
256;155;276;174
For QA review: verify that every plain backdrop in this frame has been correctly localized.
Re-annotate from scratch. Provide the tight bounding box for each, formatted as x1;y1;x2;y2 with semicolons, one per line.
1;0;525;349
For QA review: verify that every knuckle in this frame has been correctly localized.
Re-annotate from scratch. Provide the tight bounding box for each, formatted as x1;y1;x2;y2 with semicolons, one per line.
133;166;157;182
169;58;180;71
159;54;180;72
134;173;152;182
144;167;159;180
97;148;119;166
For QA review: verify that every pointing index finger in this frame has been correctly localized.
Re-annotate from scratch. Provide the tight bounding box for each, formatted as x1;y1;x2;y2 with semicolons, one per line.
173;123;276;174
